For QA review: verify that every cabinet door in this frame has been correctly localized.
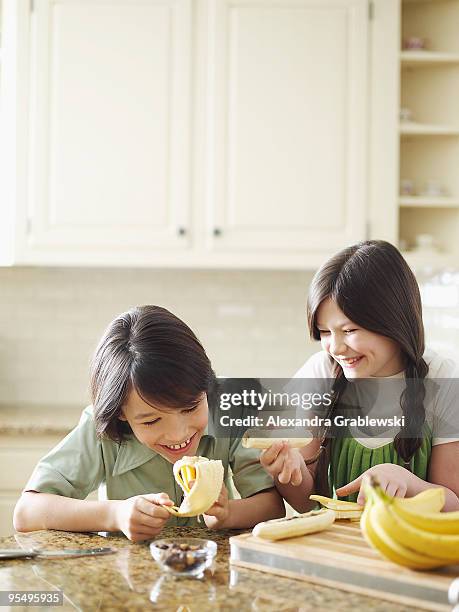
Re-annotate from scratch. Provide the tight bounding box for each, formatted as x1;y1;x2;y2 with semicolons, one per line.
0;497;17;537
206;0;368;253
26;0;191;263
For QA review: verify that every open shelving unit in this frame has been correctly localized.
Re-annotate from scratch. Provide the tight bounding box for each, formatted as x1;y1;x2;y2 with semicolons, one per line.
401;50;459;66
400;122;459;136
399;0;459;266
400;196;459;208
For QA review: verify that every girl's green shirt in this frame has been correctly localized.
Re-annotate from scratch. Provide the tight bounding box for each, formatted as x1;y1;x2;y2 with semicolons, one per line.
24;406;274;526
330;434;432;502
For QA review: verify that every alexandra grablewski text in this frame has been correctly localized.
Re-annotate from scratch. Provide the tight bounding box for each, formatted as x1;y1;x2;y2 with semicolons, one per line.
218;414;406;429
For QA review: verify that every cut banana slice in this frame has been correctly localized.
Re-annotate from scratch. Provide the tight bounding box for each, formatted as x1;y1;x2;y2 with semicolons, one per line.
333;510;363;520
310;494;363;519
253;508;335;541
242;430;313;449
163;456;224;517
309;495;362;511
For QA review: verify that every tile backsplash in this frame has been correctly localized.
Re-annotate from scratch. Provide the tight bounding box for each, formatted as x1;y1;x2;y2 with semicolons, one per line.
1;266;458;407
0;267;316;406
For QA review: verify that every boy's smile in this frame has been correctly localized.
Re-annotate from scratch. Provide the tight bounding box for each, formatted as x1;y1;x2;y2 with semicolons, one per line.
119;389;209;463
157;431;199;457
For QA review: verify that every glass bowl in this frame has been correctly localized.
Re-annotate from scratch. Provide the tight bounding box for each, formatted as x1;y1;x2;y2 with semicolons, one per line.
150;537;217;578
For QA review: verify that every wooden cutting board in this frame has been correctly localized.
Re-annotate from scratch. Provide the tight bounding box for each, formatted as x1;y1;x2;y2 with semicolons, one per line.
230;521;459;611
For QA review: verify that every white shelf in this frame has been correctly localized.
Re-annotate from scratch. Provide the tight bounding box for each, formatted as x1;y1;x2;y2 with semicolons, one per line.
399;196;459;208
398;0;459;264
400;122;459;136
401;51;459;66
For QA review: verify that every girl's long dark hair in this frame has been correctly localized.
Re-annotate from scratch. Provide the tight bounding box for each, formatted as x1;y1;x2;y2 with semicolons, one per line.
90;305;216;442
307;241;428;495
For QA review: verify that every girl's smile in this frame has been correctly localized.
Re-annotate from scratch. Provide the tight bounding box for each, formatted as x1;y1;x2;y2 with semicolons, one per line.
338;355;364;369
119;389;208;462
316;298;405;378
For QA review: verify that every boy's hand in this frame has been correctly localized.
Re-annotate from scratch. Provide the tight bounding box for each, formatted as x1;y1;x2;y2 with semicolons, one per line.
335;463;415;505
114;492;173;542
259;441;303;486
203;484;230;530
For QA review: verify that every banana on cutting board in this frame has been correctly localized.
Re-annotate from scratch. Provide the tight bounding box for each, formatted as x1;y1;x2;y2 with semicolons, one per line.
253;508;335;541
242;430;313;449
361;482;459;569
162;456;224;517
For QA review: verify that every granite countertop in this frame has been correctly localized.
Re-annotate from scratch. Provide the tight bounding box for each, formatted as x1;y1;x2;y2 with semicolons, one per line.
0;405;82;436
0;527;417;611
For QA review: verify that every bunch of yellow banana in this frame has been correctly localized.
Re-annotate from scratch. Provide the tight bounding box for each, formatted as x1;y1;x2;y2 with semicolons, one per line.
310;495;363;519
361;481;459;570
162;456;224;517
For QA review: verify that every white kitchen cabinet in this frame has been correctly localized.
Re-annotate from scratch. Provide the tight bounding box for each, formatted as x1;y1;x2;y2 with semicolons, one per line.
0;434;64;536
28;0;191;255
1;0;370;269
205;0;368;254
0;433;97;537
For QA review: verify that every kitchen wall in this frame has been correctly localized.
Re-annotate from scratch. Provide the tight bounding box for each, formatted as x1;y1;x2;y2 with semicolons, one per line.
0;267;316;407
1;266;458;408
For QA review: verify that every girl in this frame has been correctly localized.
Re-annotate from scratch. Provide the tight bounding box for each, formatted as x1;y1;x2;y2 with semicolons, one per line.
14;306;284;541
261;240;459;512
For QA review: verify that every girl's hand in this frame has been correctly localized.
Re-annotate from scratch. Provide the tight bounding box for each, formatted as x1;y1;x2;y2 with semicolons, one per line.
259;441;303;486
335;463;414;505
113;492;173;542
203;484;230;530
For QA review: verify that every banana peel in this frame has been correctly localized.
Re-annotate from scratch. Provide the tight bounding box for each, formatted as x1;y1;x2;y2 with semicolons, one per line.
162;456;224;517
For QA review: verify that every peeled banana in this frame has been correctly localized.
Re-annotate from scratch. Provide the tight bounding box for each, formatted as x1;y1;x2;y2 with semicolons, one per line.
309;495;363;519
162;456;224;517
253;508;335;541
361;481;459;570
242;432;312;449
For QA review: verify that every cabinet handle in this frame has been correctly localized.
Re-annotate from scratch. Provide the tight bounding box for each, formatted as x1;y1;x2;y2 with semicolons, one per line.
213;228;222;237
177;227;187;236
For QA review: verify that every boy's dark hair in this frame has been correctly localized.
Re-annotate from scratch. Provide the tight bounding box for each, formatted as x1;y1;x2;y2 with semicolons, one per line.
306;240;427;495
90;305;216;442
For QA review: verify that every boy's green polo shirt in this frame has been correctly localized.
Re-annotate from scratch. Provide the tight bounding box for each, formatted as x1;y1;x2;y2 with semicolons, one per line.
24;406;274;526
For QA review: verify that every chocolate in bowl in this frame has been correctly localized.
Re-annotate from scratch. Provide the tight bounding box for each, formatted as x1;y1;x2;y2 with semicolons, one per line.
150;537;217;578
